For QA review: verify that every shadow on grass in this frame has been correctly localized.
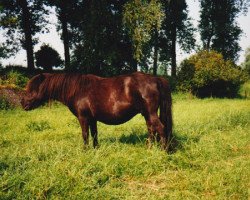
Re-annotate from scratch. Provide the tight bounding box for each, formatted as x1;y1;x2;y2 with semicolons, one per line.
101;130;201;154
118;131;200;154
101;132;148;145
169;133;201;154
119;132;148;145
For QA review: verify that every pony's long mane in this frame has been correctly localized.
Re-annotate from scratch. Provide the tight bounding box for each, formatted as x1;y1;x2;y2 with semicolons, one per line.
28;73;98;104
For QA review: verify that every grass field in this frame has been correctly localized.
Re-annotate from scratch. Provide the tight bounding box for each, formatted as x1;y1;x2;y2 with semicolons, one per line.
0;94;249;199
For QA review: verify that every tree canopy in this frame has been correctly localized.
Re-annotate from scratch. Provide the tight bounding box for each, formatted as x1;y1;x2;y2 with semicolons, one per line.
35;44;63;71
0;0;249;78
160;0;196;77
0;0;49;70
199;0;249;62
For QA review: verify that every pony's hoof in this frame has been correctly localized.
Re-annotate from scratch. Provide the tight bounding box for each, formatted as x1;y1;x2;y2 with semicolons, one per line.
82;145;90;150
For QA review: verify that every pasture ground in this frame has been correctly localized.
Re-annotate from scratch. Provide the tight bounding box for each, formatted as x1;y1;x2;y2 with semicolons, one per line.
0;94;249;199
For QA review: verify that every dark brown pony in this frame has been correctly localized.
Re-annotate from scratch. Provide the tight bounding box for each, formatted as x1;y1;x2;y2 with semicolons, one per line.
21;72;172;150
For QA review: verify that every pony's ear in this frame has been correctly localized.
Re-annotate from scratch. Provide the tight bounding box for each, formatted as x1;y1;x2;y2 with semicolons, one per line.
27;73;47;93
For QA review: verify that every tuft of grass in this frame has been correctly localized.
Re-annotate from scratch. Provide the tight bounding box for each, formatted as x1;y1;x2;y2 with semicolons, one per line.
0;96;249;199
26;120;52;132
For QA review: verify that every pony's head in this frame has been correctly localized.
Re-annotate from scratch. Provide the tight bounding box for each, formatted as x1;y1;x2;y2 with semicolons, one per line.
21;73;48;110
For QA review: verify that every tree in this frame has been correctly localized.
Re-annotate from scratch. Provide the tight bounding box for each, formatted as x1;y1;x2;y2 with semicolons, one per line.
68;0;138;75
42;1;165;76
0;44;9;59
199;0;249;61
123;0;164;64
159;0;196;77
0;0;48;71
0;45;7;68
152;26;159;75
44;0;75;70
35;44;63;71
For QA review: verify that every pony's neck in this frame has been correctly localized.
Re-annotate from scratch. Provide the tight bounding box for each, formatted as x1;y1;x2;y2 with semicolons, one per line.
43;75;70;105
40;74;94;106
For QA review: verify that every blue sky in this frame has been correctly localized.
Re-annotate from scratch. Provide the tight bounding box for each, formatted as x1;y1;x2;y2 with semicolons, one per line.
0;0;249;66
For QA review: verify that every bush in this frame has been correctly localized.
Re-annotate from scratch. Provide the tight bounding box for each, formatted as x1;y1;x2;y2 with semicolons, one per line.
6;70;29;88
177;50;248;98
0;87;23;109
0;70;29;88
240;81;250;99
160;74;177;91
0;96;14;110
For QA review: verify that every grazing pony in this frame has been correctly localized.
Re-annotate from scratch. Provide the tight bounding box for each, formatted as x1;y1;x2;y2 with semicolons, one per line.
21;72;172;150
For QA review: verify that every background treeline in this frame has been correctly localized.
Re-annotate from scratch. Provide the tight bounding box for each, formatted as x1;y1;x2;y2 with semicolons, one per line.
0;0;250;97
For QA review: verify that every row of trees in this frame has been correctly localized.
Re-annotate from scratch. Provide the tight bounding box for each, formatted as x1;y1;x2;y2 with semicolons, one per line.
0;0;249;76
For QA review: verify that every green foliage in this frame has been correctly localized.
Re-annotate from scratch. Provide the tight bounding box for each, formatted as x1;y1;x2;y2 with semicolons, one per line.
0;0;49;49
0;70;28;110
0;45;8;59
0;96;13;110
43;0;76;70
0;70;29;88
243;47;250;75
68;1;137;74
123;0;164;61
6;70;29;88
177;50;248;97
0;97;249;199
0;44;9;68
240;81;250;99
160;0;196;76
35;44;63;71
198;0;249;61
0;0;49;70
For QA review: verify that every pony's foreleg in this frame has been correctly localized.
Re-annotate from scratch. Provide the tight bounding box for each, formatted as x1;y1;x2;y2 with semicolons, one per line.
90;120;98;148
78;116;89;147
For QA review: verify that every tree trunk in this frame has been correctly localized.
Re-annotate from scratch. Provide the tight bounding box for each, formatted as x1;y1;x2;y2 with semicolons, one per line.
171;25;177;77
19;0;35;71
131;58;138;72
153;27;159;76
205;30;213;50
59;4;71;70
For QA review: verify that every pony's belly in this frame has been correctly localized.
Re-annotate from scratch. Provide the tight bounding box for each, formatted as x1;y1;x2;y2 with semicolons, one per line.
96;109;139;125
93;99;140;125
98;114;137;125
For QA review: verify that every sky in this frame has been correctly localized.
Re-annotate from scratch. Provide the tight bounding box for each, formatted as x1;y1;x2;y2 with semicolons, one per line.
0;0;250;67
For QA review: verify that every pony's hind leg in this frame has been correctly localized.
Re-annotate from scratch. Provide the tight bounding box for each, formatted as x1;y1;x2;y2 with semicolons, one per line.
145;120;155;148
90;120;98;148
145;114;167;150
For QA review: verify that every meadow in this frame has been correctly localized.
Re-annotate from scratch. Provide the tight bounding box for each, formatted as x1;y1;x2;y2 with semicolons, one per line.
0;94;249;199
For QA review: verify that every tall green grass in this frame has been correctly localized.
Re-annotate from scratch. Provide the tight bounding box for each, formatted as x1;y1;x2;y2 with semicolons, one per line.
0;96;249;199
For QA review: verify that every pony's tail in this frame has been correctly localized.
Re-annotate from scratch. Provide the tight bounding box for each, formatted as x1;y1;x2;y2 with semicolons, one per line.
159;78;173;143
